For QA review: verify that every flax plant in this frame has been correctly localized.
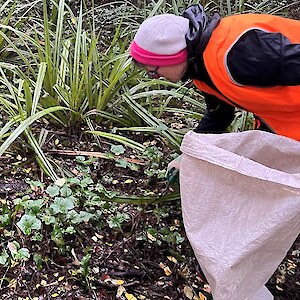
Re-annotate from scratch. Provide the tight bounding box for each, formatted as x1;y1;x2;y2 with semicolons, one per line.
0;63;65;180
29;0;142;127
0;0;24;61
204;0;293;16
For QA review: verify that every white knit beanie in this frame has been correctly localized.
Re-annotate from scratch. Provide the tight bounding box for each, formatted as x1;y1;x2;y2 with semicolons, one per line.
130;14;189;66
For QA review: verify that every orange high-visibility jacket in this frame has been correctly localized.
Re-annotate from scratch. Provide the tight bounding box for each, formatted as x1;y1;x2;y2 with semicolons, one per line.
192;14;300;141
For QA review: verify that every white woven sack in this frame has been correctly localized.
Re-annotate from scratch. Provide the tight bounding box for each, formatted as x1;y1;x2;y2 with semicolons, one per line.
180;131;300;300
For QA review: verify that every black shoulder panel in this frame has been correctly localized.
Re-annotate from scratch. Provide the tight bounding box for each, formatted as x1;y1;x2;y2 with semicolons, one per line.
226;29;300;86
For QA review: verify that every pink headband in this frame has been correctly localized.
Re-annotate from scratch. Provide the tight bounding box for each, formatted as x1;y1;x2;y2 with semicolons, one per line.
130;41;188;66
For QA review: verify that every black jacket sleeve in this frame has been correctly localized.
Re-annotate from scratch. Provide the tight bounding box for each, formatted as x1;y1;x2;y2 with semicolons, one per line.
194;93;235;133
226;29;300;86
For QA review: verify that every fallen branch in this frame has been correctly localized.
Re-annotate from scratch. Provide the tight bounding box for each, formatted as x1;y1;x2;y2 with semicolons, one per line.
47;149;146;165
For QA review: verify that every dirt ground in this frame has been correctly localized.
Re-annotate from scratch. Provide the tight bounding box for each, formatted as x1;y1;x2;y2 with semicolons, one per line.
0;128;299;299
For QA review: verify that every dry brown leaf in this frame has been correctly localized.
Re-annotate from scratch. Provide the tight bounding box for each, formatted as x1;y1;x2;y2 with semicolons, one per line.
116;285;126;298
125;292;137;300
183;285;194;299
198;292;207;300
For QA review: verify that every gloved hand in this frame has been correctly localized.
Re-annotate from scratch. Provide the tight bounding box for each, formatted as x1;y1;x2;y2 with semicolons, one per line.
165;155;181;183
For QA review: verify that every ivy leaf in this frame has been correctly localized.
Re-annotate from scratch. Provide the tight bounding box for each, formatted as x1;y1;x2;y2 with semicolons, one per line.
147;227;158;240
94;183;117;199
17;248;30;260
7;241;19;255
7;241;29;261
0;250;9;265
17;214;42;235
23;199;44;214
80;177;93;188
76;156;86;163
46;185;60;197
33;253;43;270
0;214;10;225
50;197;75;214
115;158;129;168
161;231;185;245
41;214;56;225
115;158;139;171
107;212;130;229
128;163;139;171
32;232;43;242
51;223;65;250
68;177;81;185
111;144;126;155
27;180;44;188
60;186;72;197
68;210;94;224
64;225;76;234
171;232;185;244
27;180;45;191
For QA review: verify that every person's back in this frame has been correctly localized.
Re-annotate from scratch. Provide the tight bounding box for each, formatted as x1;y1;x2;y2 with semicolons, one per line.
199;13;300;140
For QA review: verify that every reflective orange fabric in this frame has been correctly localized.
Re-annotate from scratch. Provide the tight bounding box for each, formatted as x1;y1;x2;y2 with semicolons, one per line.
200;14;300;140
193;80;229;103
